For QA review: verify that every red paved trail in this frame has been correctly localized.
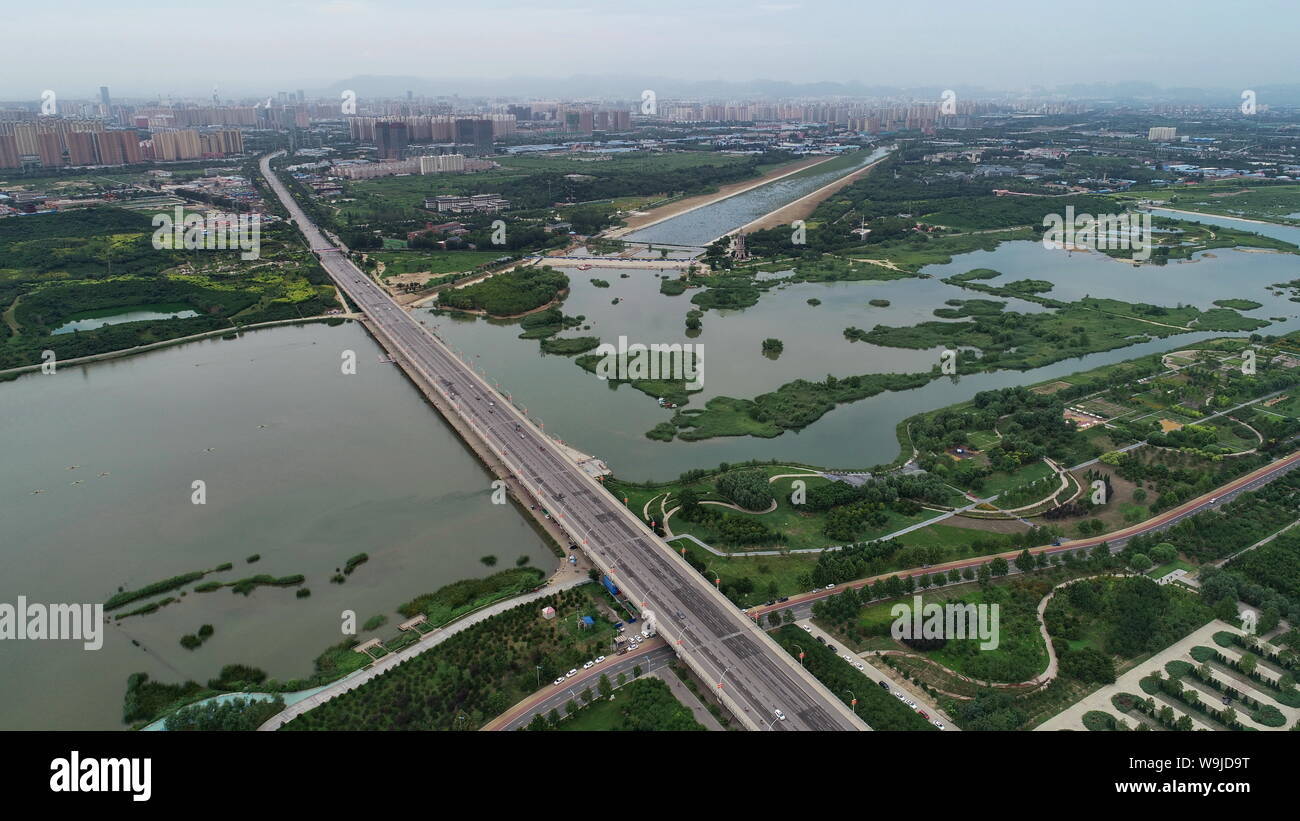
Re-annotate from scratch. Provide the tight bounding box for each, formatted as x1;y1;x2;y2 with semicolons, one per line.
754;448;1300;618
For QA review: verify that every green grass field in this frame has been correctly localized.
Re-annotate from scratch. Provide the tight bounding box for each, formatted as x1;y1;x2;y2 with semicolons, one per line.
977;460;1056;497
667;473;947;553
555;676;705;731
1146;559;1195;580
372;250;503;278
1116;182;1300;225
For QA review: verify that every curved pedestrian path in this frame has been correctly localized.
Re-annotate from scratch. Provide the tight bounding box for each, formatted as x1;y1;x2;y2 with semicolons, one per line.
256;577;592;731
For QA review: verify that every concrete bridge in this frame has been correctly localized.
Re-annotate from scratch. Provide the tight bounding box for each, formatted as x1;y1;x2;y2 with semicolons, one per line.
261;152;866;732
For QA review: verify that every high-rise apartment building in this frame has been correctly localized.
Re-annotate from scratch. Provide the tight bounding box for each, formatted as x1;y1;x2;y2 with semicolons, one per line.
374;121;409;160
151;129;203;161
93;130;143;165
0;135;20;169
65;131;98;165
36;132;64;166
419;153;467;174
453;118;494;154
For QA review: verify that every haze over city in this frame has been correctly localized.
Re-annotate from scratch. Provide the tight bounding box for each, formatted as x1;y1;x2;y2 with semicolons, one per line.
6;0;1299;98
3;0;1300;803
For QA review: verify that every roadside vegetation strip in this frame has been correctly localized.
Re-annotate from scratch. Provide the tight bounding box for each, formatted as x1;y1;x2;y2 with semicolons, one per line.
396;566;546;628
537;676;706;732
771;624;933;730
122;570;564;730
276;583;613;730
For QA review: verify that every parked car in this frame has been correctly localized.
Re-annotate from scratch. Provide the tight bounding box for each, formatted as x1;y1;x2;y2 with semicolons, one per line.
878;680;890;691
583;661;594;670
918;710;929;720
566;669;577;678
553;677;565;686
595;656;606;664
802;624;812;632
932;720;945;730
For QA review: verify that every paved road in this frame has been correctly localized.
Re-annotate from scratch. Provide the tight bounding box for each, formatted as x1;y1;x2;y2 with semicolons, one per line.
261;153;865;732
796;619;960;730
486;641;676;731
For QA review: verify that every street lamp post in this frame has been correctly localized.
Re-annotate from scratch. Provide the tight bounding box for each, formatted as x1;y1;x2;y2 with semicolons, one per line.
793;643;805;667
716;665;733;691
845;690;857;715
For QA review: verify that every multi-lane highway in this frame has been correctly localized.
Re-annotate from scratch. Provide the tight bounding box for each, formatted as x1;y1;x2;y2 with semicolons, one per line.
259;153;866;732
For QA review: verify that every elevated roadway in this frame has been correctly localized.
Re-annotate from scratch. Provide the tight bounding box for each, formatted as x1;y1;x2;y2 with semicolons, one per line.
260;153;865;732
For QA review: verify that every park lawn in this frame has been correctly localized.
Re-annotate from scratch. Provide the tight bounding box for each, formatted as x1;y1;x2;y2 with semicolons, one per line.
1256;392;1300;420
979;460;1056;497
892;521;1011;553
1146;559;1195;580
670;479;946;553
994;473;1065;510
374;250;504;278
555;676;705;731
911;583;1050;684
556;693;625;730
668;537;817;604
1208;419;1259;452
608;467;825;532
603;482;674;522
1083;426;1126;453
966;429;1001;450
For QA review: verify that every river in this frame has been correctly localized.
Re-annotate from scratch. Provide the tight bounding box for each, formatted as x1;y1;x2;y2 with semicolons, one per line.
0;321;553;729
431;210;1300;480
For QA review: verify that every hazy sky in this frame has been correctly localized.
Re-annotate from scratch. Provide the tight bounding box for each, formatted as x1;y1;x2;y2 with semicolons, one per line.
6;0;1297;99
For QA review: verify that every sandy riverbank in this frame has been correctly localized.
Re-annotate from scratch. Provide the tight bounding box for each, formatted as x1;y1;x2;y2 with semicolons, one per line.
1147;205;1300;229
